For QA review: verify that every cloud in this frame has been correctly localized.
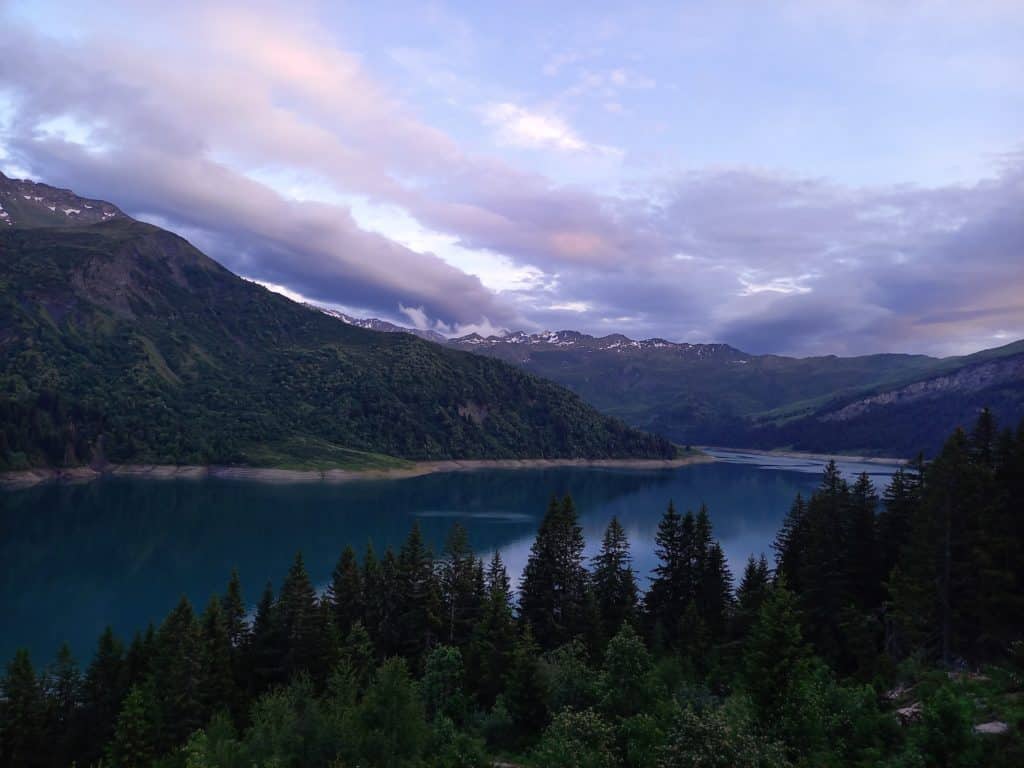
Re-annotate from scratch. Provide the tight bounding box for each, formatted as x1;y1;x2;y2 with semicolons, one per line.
483;102;592;152
0;1;1020;359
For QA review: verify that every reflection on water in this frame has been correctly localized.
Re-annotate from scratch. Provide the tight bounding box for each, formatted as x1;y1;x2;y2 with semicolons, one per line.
0;453;901;663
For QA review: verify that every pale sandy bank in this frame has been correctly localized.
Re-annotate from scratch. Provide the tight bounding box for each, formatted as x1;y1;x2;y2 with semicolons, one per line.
1;454;712;490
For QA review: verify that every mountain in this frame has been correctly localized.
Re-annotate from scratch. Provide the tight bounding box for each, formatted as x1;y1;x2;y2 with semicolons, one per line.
309;305;447;344
449;326;1024;457
0;172;676;471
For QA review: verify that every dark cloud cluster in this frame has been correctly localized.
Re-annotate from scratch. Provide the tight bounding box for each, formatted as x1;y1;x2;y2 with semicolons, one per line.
0;3;1020;356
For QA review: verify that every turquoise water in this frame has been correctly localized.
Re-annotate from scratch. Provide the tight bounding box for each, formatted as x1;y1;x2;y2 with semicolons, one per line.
0;452;900;664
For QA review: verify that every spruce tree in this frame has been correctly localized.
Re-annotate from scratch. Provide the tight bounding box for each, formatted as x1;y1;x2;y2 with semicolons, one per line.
326;545;363;639
519;496;589;650
1;649;46;767
153;595;202;749
440;523;482;648
45;643;82;763
847;472;880;611
395;522;442;667
221;568;249;650
505;626;548;745
198;595;236;720
277;552;322;677
742;580;810;729
592;517;639;641
734;554;771;639
106;684;157;768
470;550;516;708
701;541;735;642
82;626;126;762
645;502;696;649
246;582;285;695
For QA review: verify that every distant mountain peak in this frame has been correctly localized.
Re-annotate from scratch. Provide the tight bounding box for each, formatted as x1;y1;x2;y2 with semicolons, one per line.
308;305;448;344
449;328;748;359
0;171;125;228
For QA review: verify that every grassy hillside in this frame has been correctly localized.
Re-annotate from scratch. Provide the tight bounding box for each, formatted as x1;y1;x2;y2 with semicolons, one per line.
0;218;675;470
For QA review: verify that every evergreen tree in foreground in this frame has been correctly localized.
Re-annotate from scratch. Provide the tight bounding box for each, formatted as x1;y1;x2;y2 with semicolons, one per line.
519;495;589;650
592;516;639;641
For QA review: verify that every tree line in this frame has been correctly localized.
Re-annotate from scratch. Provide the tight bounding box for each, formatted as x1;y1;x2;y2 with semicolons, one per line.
2;411;1022;767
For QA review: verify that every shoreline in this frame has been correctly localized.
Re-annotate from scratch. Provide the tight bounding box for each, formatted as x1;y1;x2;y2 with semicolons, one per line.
701;446;909;466
0;454;713;490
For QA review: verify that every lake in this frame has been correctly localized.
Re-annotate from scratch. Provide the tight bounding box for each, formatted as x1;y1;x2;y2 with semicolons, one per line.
0;451;902;665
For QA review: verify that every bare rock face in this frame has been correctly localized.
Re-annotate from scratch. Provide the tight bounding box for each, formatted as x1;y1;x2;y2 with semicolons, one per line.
974;721;1009;735
896;702;923;725
0;171;125;228
821;356;1024;422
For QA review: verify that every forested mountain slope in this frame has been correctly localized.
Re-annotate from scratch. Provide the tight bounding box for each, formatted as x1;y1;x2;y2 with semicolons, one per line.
0;173;674;470
448;328;1024;457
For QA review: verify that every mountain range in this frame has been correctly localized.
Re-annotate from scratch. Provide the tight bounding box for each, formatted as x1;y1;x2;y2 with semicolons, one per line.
305;313;1024;458
4;171;1020;468
0;172;675;471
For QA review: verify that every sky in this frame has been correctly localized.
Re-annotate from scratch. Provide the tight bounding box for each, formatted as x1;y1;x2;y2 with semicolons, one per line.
0;0;1022;357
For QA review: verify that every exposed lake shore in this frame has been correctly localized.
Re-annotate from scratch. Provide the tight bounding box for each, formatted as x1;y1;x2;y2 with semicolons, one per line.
0;453;714;490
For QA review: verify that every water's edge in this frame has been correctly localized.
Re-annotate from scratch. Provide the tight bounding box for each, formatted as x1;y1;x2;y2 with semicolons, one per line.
0;454;714;490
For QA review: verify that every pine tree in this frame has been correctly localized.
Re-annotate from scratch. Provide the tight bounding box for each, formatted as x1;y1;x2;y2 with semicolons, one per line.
592;517;639;641
82;626;126;762
153;595;202;749
247;581;285;694
742;580;810;728
1;649;46;767
124;625;156;691
395;522;442;667
734;554;771;639
646;502;700;650
198;595;236;720
106;684;156;768
773;494;808;593
701;541;734;642
361;543;386;652
519;496;589;649
45;643;82;763
877;466;920;580
470;550;516;708
221;568;249;649
277;552;322;677
339;621;376;696
326;545;363;639
505;626;548;745
891;429;986;663
847;472;880;611
439;523;482;649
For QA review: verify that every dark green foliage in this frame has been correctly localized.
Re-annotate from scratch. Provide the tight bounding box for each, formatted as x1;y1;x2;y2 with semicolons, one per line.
734;554;771;639
519;496;589;649
592;517;640;642
468;550;516;708
742;581;810;729
395;523;442;668
246;582;285;695
326;545;363;639
9;434;1024;767
0;219;675;471
221;569;248;650
0;650;45;767
106;685;157;768
439;524;483;649
656;705;788;768
505;626;549;745
454;318;1024;458
354;658;429;768
534;707;618;768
